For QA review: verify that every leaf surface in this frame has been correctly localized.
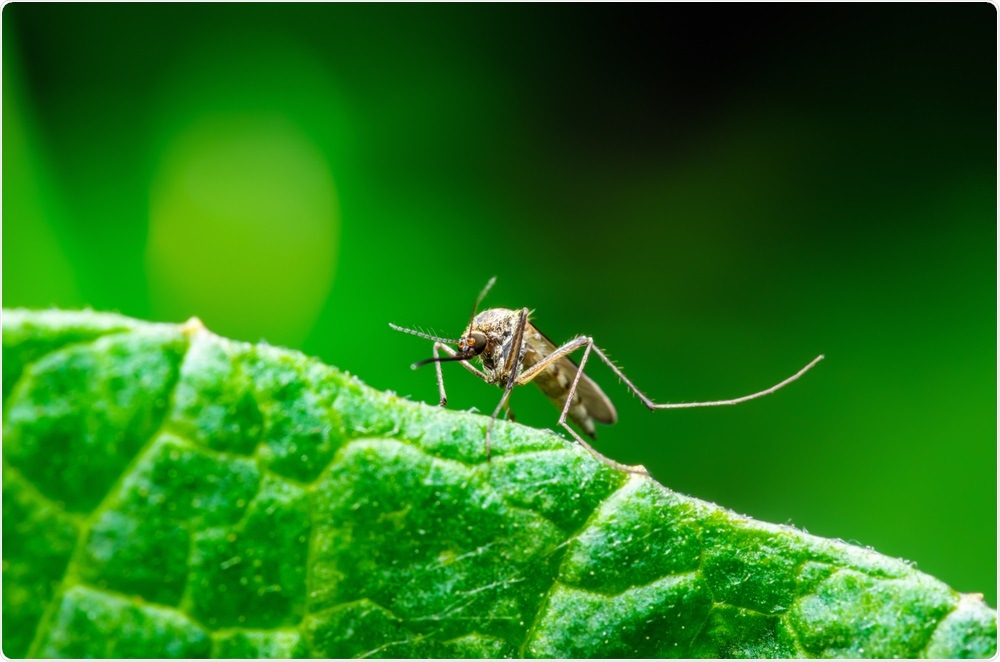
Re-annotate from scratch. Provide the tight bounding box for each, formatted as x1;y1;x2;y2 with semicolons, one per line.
2;309;996;658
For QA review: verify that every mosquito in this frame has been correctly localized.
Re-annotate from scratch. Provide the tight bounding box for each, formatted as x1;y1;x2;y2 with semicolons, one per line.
389;277;823;475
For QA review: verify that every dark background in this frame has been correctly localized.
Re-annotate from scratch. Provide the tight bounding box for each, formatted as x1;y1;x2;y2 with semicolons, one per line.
4;4;996;605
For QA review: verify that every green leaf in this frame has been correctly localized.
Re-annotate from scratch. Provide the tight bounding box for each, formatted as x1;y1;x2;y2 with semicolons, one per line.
3;308;996;658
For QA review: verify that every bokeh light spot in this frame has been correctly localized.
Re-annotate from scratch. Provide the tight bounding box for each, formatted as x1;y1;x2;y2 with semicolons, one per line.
147;114;338;346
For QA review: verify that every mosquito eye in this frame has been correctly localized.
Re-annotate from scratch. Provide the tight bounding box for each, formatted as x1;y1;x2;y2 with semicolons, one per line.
469;331;488;355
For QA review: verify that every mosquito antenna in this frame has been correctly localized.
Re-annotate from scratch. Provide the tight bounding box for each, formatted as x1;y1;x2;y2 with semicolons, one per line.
455;275;496;340
389;277;495;345
387;323;459;345
472;276;497;317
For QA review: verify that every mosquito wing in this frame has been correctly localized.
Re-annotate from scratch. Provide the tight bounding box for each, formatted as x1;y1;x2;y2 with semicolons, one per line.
521;324;617;437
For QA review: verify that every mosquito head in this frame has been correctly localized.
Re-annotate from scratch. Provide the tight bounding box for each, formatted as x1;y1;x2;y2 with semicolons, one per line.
410;330;488;369
457;330;488;357
390;277;497;370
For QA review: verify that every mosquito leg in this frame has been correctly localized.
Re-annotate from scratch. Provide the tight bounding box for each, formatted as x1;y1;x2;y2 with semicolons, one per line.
486;385;515;462
431;342;449;406
559;421;649;475
503;399;517;423
431;342;490;406
587;346;825;410
516;334;823;408
547;338;649;475
556;338;593;425
514;336;591;385
509;335;646;474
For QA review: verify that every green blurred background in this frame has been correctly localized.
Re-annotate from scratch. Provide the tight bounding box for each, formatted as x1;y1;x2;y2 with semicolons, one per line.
4;5;995;606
